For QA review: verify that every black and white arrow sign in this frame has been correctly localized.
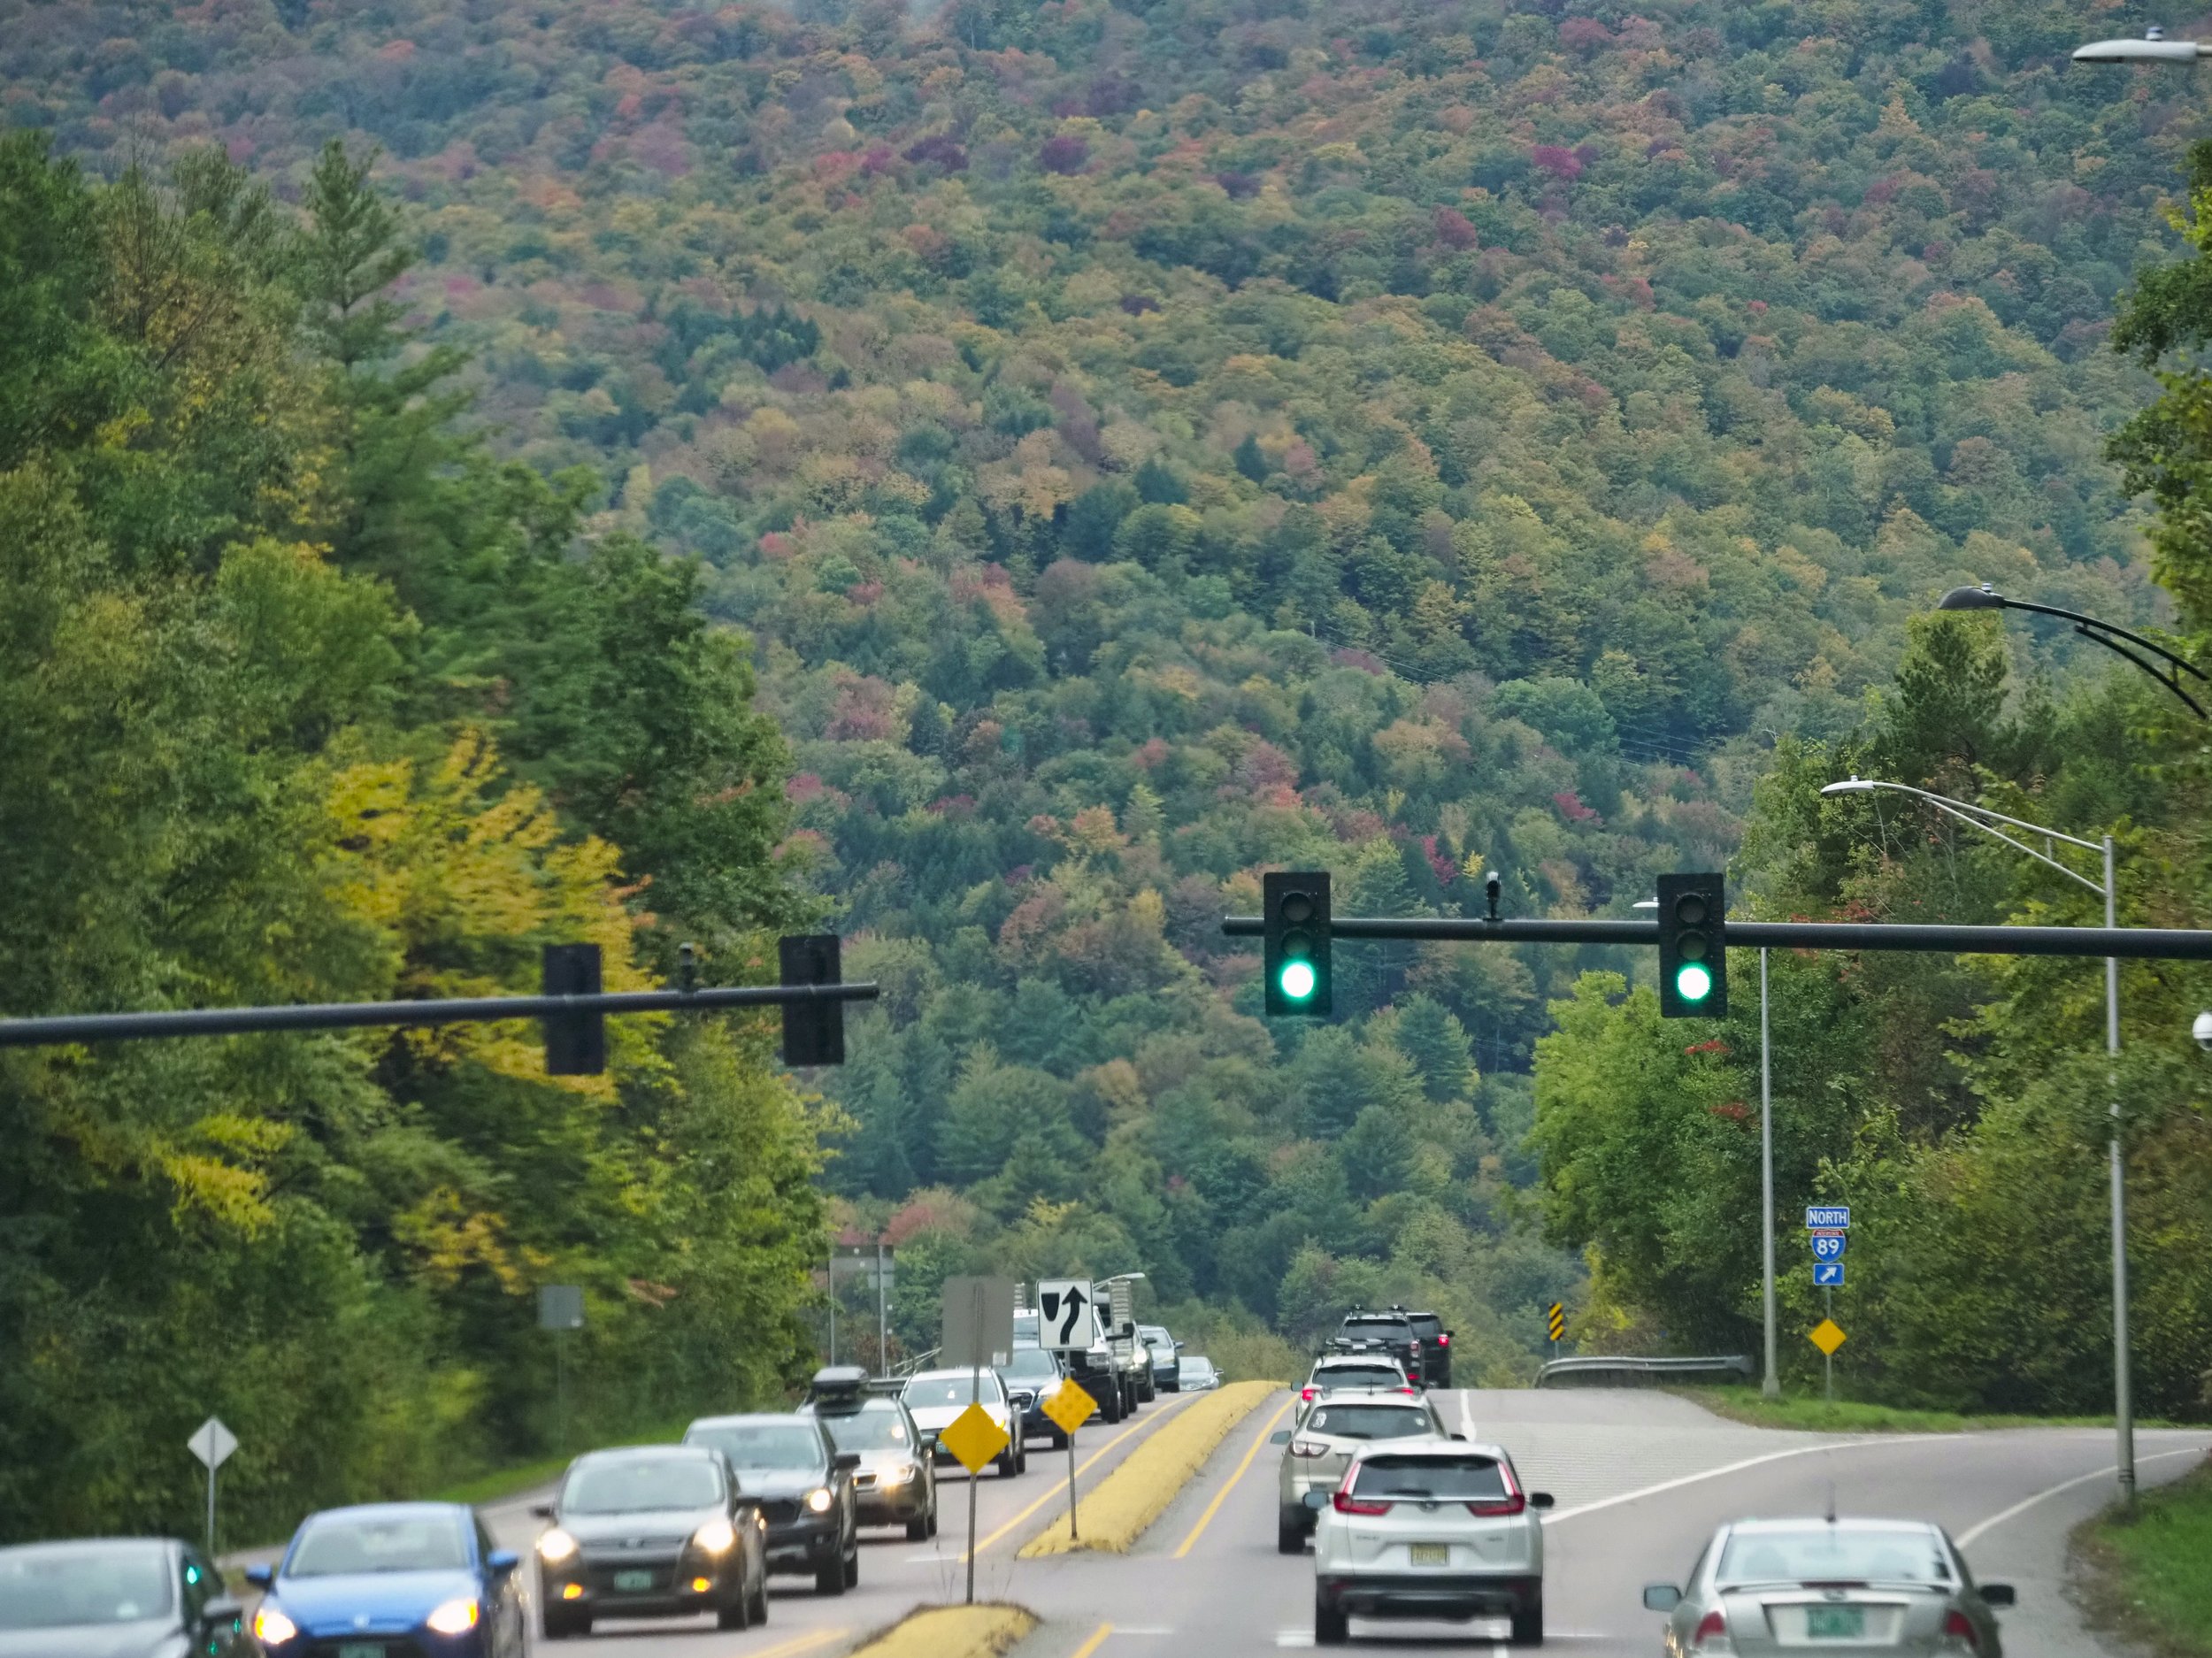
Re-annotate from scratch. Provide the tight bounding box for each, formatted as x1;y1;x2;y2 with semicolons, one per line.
1037;1278;1092;1349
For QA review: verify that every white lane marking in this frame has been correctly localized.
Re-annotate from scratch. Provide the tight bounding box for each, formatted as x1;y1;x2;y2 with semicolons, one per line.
1956;1444;2210;1547
1111;1629;1175;1637
1459;1389;1477;1438
1541;1435;1954;1525
1275;1630;1312;1647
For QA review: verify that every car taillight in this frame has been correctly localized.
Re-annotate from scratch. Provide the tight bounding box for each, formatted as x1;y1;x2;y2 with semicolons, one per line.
1300;1386;1318;1401
1333;1491;1392;1516
1465;1493;1526;1516
1692;1609;1729;1649
1399;1386;1417;1395
1942;1611;1979;1653
1290;1439;1330;1457
1437;1333;1449;1347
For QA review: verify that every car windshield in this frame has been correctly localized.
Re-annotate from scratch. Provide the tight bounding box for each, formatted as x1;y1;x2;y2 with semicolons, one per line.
1314;1366;1403;1389
1718;1528;1954;1587
687;1424;823;1471
1000;1350;1060;1381
1306;1404;1434;1440
0;1544;173;1630
821;1408;911;1453
1178;1358;1212;1377
289;1514;470;1577
564;1458;722;1514
905;1376;1001;1407
1352;1455;1509;1502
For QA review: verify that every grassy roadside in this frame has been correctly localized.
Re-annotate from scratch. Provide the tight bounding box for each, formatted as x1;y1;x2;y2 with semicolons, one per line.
2073;1460;2212;1658
1672;1386;2172;1435
426;1415;694;1508
844;1604;1037;1658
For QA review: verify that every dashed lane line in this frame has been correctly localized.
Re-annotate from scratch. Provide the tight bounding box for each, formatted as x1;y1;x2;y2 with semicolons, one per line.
741;1629;851;1658
957;1393;1202;1561
1070;1623;1114;1658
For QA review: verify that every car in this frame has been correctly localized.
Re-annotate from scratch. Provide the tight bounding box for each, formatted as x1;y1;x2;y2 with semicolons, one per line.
1334;1309;1425;1381
245;1501;526;1657
802;1366;940;1541
532;1443;768;1639
1643;1516;2016;1657
1138;1324;1181;1393
997;1345;1075;1447
1176;1355;1223;1392
684;1412;861;1594
1272;1393;1453;1554
0;1536;249;1658
901;1368;1028;1477
1393;1305;1454;1388
1310;1440;1552;1646
1300;1352;1417;1403
1016;1307;1128;1424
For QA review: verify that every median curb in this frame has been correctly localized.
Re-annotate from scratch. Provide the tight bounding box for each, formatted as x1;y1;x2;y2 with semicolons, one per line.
1018;1380;1281;1556
845;1603;1038;1658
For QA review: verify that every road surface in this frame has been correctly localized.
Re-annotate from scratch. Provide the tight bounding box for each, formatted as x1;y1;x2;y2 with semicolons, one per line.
488;1387;2208;1658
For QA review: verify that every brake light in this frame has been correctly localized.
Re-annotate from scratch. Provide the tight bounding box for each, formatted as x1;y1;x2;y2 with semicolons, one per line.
1301;1386;1318;1401
1438;1333;1449;1347
1942;1611;1979;1653
1333;1491;1391;1516
1693;1609;1729;1649
1465;1493;1526;1516
1290;1439;1330;1458
1399;1386;1417;1395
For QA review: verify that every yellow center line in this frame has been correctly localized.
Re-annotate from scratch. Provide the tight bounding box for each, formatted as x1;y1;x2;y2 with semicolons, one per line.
743;1627;850;1658
1172;1394;1295;1558
961;1391;1201;1559
1070;1622;1115;1658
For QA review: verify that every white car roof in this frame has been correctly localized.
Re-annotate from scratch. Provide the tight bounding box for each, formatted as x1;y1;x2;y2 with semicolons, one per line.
905;1368;1001;1385
1725;1517;1943;1538
1350;1439;1509;1460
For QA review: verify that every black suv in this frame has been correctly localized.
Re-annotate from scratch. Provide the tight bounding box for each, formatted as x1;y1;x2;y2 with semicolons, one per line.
683;1413;861;1595
1394;1305;1453;1387
1333;1310;1424;1384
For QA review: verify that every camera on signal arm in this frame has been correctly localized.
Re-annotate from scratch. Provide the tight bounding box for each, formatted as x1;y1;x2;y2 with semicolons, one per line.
2194;1010;2212;1053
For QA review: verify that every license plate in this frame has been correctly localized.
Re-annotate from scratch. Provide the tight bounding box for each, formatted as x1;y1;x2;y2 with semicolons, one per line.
613;1569;656;1592
337;1645;383;1658
1806;1605;1866;1639
1409;1542;1449;1566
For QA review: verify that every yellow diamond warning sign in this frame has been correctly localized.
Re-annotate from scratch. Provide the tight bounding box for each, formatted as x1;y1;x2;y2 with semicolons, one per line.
1041;1380;1095;1438
1808;1318;1847;1357
938;1401;1010;1474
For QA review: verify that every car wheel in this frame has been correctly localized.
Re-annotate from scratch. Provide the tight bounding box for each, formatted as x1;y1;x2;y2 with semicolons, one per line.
843;1536;860;1589
1278;1509;1306;1554
1050;1428;1069;1451
1511;1596;1544;1646
926;1505;940;1538
1315;1596;1348;1646
539;1606;570;1642
717;1587;751;1631
815;1551;847;1596
906;1513;930;1541
996;1442;1020;1478
749;1572;770;1626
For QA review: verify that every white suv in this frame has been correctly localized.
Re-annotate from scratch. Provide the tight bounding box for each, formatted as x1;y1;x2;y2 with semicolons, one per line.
1274;1393;1450;1553
1310;1440;1553;1646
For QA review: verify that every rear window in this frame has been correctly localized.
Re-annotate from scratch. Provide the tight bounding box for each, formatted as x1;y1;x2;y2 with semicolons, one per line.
1305;1404;1434;1440
1717;1528;1953;1587
904;1375;1002;1407
1314;1365;1404;1389
1342;1317;1411;1338
1352;1455;1509;1502
1408;1316;1443;1339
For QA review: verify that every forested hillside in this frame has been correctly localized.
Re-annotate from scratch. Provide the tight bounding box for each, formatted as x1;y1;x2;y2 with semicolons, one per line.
4;0;2208;1423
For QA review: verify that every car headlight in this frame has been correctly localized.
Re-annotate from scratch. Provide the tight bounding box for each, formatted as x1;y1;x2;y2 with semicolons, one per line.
252;1606;299;1646
536;1526;580;1564
425;1598;479;1636
877;1462;916;1486
691;1517;737;1554
805;1486;834;1514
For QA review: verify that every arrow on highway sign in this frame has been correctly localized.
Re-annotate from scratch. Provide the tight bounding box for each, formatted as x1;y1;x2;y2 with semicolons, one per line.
1809;1231;1846;1262
1805;1206;1850;1230
1808;1317;1847;1355
1812;1262;1845;1288
1042;1380;1096;1438
1037;1278;1092;1351
939;1401;1010;1475
187;1418;237;1470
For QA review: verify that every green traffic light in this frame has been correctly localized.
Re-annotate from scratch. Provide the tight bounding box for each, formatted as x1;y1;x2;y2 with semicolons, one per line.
1279;960;1317;1002
1675;962;1713;1002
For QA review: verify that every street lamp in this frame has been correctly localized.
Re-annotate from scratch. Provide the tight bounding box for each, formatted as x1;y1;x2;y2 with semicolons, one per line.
2072;26;2211;61
1819;776;2134;1504
1937;583;2208;718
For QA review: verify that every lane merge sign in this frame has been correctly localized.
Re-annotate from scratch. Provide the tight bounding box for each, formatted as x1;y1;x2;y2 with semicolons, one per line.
1809;1231;1846;1262
1805;1206;1850;1230
1038;1278;1094;1351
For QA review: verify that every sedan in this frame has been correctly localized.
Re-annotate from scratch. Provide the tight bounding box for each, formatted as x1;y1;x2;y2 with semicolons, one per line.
1272;1394;1451;1553
0;1536;248;1658
1644;1516;2015;1656
1310;1441;1552;1646
902;1369;1027;1477
247;1502;525;1658
1176;1355;1223;1392
534;1444;768;1639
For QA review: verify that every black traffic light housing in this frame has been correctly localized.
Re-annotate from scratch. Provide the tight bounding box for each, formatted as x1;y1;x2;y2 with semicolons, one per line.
780;933;846;1065
1263;871;1333;1017
1657;872;1728;1018
542;942;606;1074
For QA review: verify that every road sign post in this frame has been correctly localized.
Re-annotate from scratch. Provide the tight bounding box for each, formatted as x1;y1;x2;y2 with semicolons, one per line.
188;1418;238;1554
1042;1380;1096;1541
539;1286;584;1452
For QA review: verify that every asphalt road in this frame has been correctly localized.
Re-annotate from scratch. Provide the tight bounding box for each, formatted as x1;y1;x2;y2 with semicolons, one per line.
479;1386;2208;1658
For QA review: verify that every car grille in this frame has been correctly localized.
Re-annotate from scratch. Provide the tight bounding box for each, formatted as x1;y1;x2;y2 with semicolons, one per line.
854;1470;878;1489
757;1498;803;1525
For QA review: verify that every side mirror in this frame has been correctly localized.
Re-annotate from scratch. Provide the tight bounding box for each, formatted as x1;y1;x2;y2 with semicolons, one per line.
1642;1585;1682;1613
1175;1339;1186;1349
487;1550;520;1575
531;1502;556;1521
1529;1492;1555;1510
200;1595;245;1632
919;1430;940;1447
1450;1432;1468;1441
834;1451;862;1472
1302;1489;1330;1511
1980;1584;2016;1608
1270;1431;1291;1445
242;1564;273;1589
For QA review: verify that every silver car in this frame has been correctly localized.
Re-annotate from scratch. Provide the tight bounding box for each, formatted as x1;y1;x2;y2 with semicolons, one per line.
1272;1393;1449;1554
1643;1517;2016;1657
1298;1353;1416;1404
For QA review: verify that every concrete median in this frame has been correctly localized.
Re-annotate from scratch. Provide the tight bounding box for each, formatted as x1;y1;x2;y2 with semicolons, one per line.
842;1603;1038;1658
1018;1380;1281;1556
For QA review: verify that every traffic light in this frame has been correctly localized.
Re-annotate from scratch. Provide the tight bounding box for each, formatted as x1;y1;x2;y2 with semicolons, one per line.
542;943;606;1075
1263;871;1333;1017
1656;872;1728;1018
780;933;846;1065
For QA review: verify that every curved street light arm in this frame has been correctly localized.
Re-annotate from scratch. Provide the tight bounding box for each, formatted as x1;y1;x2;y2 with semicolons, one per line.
1999;595;2208;717
2069;626;2209;719
1824;778;2108;896
1911;794;2109;899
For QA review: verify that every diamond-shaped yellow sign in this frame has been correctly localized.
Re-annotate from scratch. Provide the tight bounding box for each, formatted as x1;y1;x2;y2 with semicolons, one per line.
937;1401;1010;1474
1809;1317;1847;1357
1041;1379;1096;1437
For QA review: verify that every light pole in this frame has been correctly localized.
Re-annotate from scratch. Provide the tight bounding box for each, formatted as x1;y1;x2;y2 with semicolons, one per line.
1821;776;2133;1504
1936;584;2208;718
2071;26;2212;63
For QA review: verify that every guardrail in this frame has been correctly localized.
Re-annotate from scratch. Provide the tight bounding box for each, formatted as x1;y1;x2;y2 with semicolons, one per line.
1534;1355;1754;1388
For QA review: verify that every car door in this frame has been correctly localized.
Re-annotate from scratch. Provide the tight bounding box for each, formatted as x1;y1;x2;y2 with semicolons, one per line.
472;1515;518;1658
181;1544;244;1656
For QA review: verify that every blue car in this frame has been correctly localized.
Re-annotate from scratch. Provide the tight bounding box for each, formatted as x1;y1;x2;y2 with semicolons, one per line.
246;1501;526;1658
